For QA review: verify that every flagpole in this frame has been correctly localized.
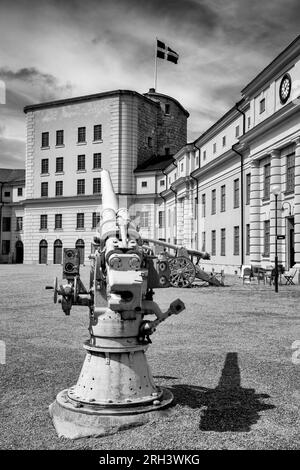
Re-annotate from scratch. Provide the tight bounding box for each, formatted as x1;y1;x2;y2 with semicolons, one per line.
154;38;158;91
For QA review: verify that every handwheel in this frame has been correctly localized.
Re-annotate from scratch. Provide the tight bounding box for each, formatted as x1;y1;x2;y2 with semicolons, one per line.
169;256;196;288
53;277;58;303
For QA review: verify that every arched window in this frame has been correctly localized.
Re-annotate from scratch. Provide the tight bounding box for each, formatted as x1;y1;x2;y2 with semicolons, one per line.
53;239;63;264
39;239;48;264
75;239;85;264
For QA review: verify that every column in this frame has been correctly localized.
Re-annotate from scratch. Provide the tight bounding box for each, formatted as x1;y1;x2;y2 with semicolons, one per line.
269;149;282;265
250;159;261;265
294;137;300;273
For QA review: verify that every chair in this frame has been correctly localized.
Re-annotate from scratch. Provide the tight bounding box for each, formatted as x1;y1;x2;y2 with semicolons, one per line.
284;268;298;285
242;267;252;284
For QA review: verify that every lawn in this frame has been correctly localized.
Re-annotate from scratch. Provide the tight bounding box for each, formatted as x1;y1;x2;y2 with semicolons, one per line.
0;264;300;450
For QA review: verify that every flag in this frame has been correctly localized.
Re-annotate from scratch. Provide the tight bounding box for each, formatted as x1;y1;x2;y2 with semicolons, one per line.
156;39;179;64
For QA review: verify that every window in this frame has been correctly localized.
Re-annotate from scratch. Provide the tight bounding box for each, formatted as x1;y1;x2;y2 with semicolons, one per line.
235;125;240;138
140;211;149;228
233;179;239;208
202;194;206;217
246;224;250;255
141;181;147;188
41;182;48;197
213;143;217;154
160;179;165;187
148;137;152;148
93;153;102;169
201;232;206;252
92;212;100;229
246;173;251;205
56;130;64;146
40;214;47;230
248;116;251;129
41;132;49;148
2;217;11;231
286;154;295;193
259;98;266;114
181;163;184;172
234;226;239;255
77;154;85;171
55;181;63;196
221;228;226;256
77;213;84;229
158;211;165;228
16;217;23;231
94;124;102;141
264;163;270;199
2;240;10;255
78;127;86;143
77;179;85;195
264;220;270;257
17;187;23;196
41;158;49;174
4;191;10;197
165;103;170;114
211;230;216;256
211;189;216;214
56;157;63;173
222;136;226;147
203;150;206;161
221;185;226;212
93;178;101;194
55;214;62;229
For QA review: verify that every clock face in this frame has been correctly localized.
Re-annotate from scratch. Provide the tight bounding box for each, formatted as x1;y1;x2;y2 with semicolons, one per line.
279;73;291;104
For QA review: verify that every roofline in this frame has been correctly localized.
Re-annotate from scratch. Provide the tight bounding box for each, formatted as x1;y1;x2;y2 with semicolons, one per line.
241;34;300;95
144;90;190;117
23;89;160;113
193;104;241;146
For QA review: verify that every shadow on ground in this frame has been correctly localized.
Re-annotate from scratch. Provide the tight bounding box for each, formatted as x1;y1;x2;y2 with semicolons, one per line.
165;352;276;433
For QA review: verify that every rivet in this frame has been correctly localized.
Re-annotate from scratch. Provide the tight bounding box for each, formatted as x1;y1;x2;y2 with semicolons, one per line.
153;400;160;406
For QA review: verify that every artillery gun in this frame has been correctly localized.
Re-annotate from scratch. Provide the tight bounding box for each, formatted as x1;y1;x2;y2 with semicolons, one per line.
46;170;185;439
143;238;224;287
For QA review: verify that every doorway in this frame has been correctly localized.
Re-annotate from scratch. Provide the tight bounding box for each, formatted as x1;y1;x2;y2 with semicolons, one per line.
75;239;85;264
15;240;24;263
39;239;48;264
53;239;63;264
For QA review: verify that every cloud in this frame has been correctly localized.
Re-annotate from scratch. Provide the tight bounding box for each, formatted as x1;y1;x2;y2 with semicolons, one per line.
0;137;25;169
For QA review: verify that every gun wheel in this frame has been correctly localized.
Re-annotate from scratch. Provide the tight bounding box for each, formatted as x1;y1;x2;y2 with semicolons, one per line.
169;256;196;288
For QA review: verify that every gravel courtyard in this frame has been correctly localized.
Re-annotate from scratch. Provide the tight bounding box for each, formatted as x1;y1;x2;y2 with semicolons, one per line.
0;264;300;450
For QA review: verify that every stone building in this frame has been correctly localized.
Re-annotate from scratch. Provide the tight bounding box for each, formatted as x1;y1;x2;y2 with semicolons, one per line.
22;88;188;264
0;169;25;263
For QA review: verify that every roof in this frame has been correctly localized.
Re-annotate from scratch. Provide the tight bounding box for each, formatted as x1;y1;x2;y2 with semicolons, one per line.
23;89;160;113
134;154;175;173
144;89;190;117
0;168;25;184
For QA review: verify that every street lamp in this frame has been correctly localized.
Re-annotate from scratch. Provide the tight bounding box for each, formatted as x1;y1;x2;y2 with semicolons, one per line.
271;184;281;293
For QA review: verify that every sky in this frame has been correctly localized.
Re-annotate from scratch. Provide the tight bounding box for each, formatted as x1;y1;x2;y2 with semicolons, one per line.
0;0;299;169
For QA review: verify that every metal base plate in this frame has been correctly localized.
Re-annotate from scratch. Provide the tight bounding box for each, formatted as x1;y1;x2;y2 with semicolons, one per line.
49;387;174;439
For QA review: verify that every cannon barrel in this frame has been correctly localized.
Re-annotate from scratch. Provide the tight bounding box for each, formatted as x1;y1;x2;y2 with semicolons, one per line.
142;237;210;260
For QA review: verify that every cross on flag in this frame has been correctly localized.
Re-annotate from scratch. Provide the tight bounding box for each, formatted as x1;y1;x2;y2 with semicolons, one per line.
156;39;179;64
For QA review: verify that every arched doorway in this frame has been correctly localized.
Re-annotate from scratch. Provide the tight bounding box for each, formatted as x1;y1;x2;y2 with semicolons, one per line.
39;239;48;264
75;239;85;264
15;240;24;263
53;239;63;264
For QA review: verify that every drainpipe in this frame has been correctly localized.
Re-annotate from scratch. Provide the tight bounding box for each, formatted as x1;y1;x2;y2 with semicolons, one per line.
233;101;246;267
170;185;177;243
192;142;201;248
160;169;168;240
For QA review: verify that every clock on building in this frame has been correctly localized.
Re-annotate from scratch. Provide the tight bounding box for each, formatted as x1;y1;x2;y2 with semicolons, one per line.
279;73;292;104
